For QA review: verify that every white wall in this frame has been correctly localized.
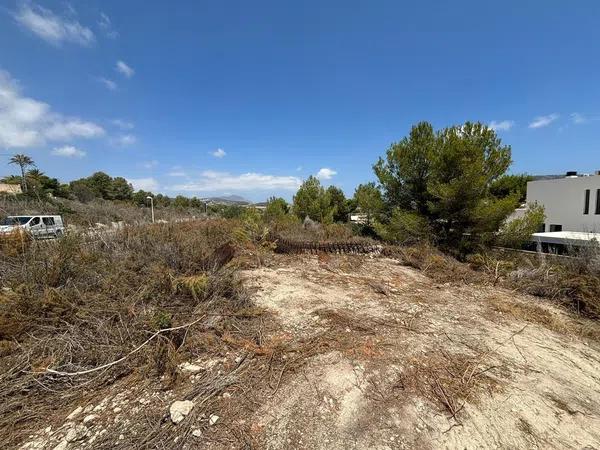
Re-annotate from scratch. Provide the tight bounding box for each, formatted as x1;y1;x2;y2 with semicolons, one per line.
526;175;600;232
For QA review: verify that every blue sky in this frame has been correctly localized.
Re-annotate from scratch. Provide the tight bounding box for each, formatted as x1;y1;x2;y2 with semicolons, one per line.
0;0;599;201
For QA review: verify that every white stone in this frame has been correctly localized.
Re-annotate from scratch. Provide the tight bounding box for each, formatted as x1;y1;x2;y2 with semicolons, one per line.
119;434;124;440
209;414;220;426
169;400;194;424
222;392;232;399
83;414;97;424
45;426;52;433
53;441;68;450
113;407;122;413
65;425;87;442
178;362;203;374
192;429;203;437
66;406;83;420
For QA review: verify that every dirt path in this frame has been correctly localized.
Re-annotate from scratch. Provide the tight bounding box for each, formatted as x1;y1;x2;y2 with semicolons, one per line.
243;254;600;449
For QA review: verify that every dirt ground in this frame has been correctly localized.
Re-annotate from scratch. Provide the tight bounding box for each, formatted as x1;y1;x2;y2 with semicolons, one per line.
15;252;600;450
242;253;600;449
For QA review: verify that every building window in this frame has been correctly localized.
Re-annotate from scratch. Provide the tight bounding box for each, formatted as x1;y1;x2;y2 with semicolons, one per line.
596;189;600;215
538;223;545;232
584;189;590;214
549;224;562;232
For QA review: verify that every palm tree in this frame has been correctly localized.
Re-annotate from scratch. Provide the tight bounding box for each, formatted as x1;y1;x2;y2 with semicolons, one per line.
9;154;35;193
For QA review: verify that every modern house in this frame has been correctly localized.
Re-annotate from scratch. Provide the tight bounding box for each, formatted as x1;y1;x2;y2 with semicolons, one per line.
525;171;600;251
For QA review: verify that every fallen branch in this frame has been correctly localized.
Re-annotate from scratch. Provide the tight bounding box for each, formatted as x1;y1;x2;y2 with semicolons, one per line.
32;315;207;377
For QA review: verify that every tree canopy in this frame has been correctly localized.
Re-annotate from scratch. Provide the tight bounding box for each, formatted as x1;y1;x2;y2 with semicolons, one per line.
374;121;515;252
292;176;334;223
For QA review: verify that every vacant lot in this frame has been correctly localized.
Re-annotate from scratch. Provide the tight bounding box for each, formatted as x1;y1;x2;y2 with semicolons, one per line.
244;253;600;449
7;237;600;449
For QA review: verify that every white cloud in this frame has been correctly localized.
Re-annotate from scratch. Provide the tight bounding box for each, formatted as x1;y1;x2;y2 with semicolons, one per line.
111;119;134;130
211;148;226;158
45;120;104;140
489;120;514;131
128;177;159;192
316;168;337;180
296;166;303;171
529;114;559;129
51;145;86;158
170;171;302;192
570;112;599;125
14;2;95;46
112;134;137;146
116;60;135;78
0;70;105;148
98;12;118;39
142;160;158;169
167;170;187;177
96;77;117;91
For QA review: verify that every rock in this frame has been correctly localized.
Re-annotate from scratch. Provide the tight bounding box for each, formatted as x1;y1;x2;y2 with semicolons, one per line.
119;434;124;440
113;407;122;413
234;356;243;364
66;406;83;420
53;441;68;450
82;414;97;424
45;426;52;434
222;392;232;399
169;400;194;424
83;405;94;413
178;362;203;374
192;429;202;437
65;424;88;442
208;414;220;426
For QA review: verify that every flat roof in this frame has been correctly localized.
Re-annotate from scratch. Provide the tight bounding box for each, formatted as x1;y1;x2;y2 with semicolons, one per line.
532;231;600;245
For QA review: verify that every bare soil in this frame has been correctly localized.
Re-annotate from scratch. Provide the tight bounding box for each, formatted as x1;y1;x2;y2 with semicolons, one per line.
15;252;600;449
243;253;600;449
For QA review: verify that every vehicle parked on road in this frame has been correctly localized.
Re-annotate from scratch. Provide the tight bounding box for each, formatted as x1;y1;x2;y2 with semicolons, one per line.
0;215;65;239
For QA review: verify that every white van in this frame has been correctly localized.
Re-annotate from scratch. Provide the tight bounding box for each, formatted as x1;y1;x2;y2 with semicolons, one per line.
0;215;65;239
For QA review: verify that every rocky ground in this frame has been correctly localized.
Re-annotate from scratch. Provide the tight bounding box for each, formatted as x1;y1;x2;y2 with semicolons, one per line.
243;254;600;449
17;253;600;449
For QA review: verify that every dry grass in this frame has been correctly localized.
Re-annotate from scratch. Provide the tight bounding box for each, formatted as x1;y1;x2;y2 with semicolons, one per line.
0;195;207;227
0;219;262;448
487;295;600;342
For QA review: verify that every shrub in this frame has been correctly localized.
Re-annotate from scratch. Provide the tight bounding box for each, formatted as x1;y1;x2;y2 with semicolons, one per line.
374;208;431;245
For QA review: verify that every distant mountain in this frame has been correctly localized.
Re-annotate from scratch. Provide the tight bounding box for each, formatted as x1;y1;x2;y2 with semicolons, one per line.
205;195;250;205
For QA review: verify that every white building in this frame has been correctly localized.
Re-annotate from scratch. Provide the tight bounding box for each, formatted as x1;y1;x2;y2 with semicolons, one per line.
525;172;600;251
527;172;600;233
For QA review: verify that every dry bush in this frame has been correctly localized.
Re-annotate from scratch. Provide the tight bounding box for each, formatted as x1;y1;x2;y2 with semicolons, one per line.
0;219;258;448
272;219;375;245
398;243;489;285
0;195;207;228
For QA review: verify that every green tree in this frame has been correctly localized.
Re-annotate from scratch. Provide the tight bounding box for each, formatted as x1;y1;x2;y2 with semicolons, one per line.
111;177;134;201
496;203;545;248
326;186;350;222
374;121;513;253
264;197;289;221
490;174;533;203
292;176;334;223
353;182;384;226
70;180;96;203
132;190;153;206
173;195;191;208
9;154;35;193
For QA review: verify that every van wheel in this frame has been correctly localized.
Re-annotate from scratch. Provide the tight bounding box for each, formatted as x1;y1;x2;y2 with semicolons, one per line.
55;230;63;239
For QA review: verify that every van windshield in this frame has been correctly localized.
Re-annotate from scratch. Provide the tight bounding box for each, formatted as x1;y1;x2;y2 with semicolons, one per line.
0;216;32;225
